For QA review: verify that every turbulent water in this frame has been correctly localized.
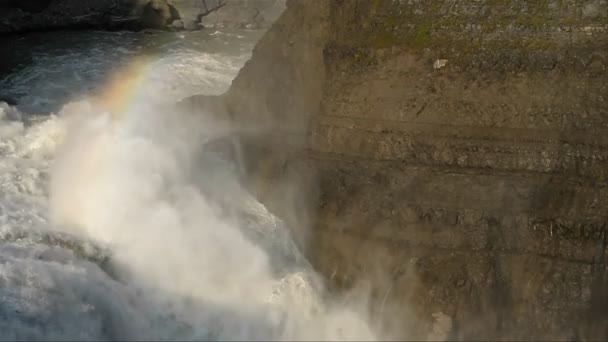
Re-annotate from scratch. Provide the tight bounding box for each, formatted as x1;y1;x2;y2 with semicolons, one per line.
0;30;376;340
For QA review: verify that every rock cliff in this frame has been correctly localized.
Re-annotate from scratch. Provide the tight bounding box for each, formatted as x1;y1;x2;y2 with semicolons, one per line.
191;0;608;340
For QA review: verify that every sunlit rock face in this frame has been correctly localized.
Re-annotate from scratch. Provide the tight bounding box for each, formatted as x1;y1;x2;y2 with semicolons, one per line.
214;0;608;340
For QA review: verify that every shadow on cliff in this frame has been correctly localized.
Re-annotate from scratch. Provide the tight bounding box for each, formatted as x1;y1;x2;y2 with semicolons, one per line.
0;0;53;13
519;55;608;340
531;133;608;340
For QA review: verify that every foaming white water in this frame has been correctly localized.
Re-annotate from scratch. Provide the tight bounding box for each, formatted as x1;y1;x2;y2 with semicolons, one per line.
0;103;62;232
0;27;376;340
142;51;248;100
0;97;376;339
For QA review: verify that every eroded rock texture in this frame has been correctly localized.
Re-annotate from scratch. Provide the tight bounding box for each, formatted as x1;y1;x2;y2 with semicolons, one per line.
208;0;608;340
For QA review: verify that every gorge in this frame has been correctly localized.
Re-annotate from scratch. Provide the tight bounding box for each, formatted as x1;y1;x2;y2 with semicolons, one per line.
1;0;607;340
199;0;608;339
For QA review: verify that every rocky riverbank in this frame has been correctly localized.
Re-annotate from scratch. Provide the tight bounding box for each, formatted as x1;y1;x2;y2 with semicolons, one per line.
0;0;285;34
182;0;608;340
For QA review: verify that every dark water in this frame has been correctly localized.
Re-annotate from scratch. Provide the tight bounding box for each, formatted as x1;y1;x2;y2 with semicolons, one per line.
0;29;264;114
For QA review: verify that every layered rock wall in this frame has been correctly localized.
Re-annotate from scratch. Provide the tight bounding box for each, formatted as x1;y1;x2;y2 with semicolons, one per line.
218;0;608;339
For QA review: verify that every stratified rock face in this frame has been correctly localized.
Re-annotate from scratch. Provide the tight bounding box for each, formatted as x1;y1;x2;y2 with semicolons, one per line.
224;0;608;340
219;0;329;253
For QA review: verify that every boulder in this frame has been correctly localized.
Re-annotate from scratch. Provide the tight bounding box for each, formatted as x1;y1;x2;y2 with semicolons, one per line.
170;19;185;30
140;0;174;29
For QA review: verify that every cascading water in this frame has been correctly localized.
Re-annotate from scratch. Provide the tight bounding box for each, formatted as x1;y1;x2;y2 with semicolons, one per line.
0;30;376;340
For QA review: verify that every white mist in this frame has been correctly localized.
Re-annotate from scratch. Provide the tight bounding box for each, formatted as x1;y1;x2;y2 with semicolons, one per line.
46;98;376;340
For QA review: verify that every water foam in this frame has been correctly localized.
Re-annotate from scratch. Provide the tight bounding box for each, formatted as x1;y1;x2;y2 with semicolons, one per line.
0;96;376;340
0;27;376;339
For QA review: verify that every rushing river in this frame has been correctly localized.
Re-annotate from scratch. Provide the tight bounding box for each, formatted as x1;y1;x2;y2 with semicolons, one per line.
0;30;375;340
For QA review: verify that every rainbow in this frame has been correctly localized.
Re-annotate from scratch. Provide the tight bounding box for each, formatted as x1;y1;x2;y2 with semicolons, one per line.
94;55;155;119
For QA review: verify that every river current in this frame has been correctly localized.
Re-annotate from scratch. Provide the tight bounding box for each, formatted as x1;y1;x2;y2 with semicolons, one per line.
0;29;375;340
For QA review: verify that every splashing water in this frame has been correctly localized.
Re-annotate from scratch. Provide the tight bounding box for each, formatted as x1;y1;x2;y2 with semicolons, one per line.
0;31;376;340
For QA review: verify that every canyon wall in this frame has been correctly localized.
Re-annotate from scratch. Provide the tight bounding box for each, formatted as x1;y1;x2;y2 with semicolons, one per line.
216;0;608;340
